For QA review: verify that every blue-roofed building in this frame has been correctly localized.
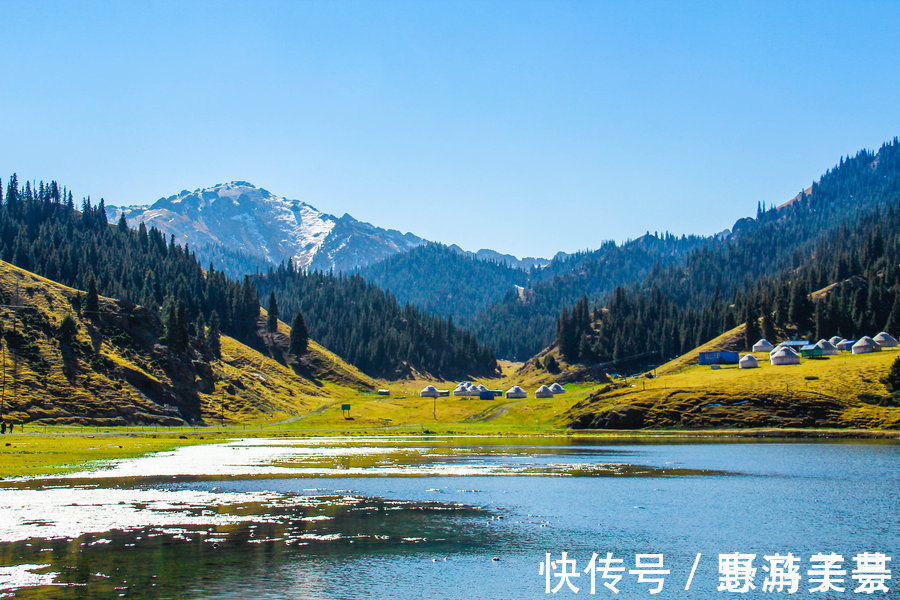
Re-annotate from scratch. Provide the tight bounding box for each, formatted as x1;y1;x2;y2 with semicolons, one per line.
698;351;740;365
782;340;809;349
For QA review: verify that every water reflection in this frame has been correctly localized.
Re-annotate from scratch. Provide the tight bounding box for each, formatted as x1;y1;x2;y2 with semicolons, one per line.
1;492;492;598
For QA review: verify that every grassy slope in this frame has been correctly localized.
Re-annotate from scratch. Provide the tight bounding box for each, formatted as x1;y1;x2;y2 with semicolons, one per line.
565;323;900;429
281;360;600;432
0;260;374;426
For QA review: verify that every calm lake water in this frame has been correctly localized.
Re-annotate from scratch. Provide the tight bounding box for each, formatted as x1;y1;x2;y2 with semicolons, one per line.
1;437;898;599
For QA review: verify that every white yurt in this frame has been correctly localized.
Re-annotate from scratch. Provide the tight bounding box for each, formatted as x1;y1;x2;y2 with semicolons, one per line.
874;332;899;348
739;354;759;369
829;336;844;346
752;339;774;352
770;347;801;366
549;382;566;395
453;385;468;397
476;384;489;392
420;385;439;398
534;385;554;398
505;385;528;399
815;339;838;355
852;336;881;354
836;339;855;352
769;343;785;359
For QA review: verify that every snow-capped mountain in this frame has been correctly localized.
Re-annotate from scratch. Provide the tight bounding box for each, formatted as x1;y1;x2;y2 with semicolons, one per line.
108;182;426;273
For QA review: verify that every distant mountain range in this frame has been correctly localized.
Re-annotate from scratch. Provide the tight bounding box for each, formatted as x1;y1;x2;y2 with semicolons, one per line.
103;141;900;364
104;180;718;360
107;182;549;275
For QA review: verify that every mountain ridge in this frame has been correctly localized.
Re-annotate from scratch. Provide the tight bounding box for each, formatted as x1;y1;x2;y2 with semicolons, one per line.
108;181;552;276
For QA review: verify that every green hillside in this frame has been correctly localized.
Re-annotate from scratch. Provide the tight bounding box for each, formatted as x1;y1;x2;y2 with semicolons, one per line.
0;260;373;426
563;323;900;430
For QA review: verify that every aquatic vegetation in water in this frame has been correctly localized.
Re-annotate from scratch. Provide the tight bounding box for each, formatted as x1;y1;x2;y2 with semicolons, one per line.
15;437;733;481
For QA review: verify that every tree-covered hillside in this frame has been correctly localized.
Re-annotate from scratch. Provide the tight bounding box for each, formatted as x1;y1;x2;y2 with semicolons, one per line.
359;243;528;323
554;138;900;368
359;234;708;362
470;233;709;360
253;262;498;380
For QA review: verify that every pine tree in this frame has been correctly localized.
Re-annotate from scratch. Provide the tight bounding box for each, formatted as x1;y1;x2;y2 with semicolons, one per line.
774;285;790;327
542;353;560;373
85;274;99;316
789;281;813;333
761;309;776;343
814;300;826;341
556;307;579;361
164;302;179;349
743;304;760;350
267;291;278;333
164;299;188;352
881;355;900;395
885;293;900;333
196;315;207;354
58;314;78;343
208;311;222;358
289;310;308;355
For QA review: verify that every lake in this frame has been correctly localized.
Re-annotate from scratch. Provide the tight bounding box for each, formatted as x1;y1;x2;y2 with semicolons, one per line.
0;437;897;599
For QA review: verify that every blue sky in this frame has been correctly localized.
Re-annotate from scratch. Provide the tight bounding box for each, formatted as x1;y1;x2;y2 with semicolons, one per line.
2;1;899;259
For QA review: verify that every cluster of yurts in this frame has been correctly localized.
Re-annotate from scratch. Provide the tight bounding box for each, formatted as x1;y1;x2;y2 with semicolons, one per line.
740;331;899;368
419;381;566;399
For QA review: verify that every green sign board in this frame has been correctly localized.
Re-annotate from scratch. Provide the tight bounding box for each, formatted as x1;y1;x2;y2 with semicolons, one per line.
341;404;351;411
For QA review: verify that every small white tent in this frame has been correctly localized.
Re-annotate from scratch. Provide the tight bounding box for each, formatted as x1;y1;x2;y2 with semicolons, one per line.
549;383;566;395
739;354;759;369
505;385;527;399
453;385;468;397
815;339;838;355
829;336;844;346
476;384;489;392
534;385;554;398
852;336;881;354
752;339;774;352
874;332;899;348
770;347;800;365
420;385;439;398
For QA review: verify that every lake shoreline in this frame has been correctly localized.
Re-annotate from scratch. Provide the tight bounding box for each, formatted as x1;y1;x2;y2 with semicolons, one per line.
1;426;898;479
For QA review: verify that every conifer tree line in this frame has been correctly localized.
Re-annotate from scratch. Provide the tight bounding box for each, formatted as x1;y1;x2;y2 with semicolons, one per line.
555;138;900;367
360;242;529;324
0;174;260;354
360;235;709;361
252;261;498;379
469;233;709;360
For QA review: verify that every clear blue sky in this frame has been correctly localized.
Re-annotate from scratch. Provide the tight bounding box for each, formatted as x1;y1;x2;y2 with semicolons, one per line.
2;1;899;259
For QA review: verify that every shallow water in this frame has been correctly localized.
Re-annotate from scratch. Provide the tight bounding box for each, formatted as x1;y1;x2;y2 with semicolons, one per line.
1;437;897;599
